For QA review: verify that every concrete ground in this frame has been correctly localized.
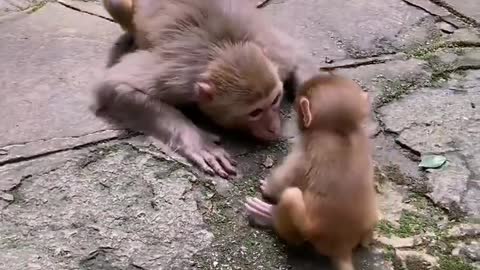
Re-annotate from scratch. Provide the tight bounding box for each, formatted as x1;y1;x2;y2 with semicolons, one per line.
0;0;479;269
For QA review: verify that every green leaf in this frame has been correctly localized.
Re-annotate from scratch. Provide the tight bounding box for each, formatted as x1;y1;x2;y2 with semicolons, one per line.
419;155;447;169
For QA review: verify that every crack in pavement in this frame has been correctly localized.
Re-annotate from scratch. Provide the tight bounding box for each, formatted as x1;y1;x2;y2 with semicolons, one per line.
319;53;400;70
0;129;121;149
428;0;480;27
0;134;126;167
401;0;460;28
56;0;114;22
443;64;480;73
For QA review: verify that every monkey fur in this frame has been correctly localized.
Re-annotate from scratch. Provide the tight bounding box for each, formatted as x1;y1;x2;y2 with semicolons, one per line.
93;0;302;178
245;73;379;270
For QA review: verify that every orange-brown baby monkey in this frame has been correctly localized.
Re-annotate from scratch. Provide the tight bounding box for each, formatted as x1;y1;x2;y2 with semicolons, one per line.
245;73;379;270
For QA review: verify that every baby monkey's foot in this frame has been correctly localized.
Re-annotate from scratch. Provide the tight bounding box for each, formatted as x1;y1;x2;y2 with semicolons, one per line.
259;180;277;203
245;197;273;227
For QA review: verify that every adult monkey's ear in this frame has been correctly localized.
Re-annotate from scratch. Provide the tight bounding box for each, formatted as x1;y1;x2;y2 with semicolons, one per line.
195;73;215;103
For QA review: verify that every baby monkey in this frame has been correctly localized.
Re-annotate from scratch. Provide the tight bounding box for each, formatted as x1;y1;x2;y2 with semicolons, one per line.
245;73;379;270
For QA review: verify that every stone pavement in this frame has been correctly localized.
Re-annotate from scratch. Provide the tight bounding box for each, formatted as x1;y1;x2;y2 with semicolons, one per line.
0;0;479;269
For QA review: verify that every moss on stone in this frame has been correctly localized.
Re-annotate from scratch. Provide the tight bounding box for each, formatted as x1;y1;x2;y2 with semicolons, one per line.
396;211;433;238
377;79;416;105
26;0;47;14
438;256;475;270
404;255;432;270
377;220;397;237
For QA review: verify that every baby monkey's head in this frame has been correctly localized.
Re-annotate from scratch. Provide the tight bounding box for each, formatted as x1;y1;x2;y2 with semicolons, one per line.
295;72;370;133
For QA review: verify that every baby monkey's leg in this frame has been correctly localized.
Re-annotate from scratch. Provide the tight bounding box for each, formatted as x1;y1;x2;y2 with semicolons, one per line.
245;187;308;245
273;187;308;245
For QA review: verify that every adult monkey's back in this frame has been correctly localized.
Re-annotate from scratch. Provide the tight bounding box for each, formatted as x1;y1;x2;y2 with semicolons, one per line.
94;0;304;178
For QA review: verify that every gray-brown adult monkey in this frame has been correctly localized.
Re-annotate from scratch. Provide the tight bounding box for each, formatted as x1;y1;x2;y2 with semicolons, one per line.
93;0;304;178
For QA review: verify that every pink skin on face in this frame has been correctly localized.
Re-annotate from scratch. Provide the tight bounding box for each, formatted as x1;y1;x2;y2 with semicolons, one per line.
249;107;281;141
247;91;283;141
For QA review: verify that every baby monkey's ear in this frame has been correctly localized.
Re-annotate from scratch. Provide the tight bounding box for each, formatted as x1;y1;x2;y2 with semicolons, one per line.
299;97;312;128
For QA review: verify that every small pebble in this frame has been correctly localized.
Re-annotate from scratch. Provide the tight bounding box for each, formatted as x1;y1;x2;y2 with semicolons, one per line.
205;192;215;199
263;156;274;168
324;56;334;64
0;193;14;202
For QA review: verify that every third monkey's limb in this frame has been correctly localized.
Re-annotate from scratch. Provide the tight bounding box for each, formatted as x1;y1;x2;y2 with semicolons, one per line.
273;187;309;245
93;51;236;178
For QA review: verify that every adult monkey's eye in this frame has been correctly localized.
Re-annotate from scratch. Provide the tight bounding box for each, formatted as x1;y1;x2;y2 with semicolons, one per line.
272;93;281;105
249;108;263;118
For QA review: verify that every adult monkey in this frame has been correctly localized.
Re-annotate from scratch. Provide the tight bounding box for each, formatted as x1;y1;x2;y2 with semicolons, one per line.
93;0;304;178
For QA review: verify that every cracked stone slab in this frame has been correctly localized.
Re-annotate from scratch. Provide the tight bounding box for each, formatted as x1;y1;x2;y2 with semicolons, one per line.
0;3;123;164
441;0;480;25
0;149;78;191
401;0;468;28
447;28;480;44
377;182;416;225
434;48;480;72
263;0;428;60
336;58;431;101
0;144;213;270
378;70;480;218
57;0;112;20
403;0;451;17
452;241;480;261
0;0;44;17
395;250;439;269
448;223;480;238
